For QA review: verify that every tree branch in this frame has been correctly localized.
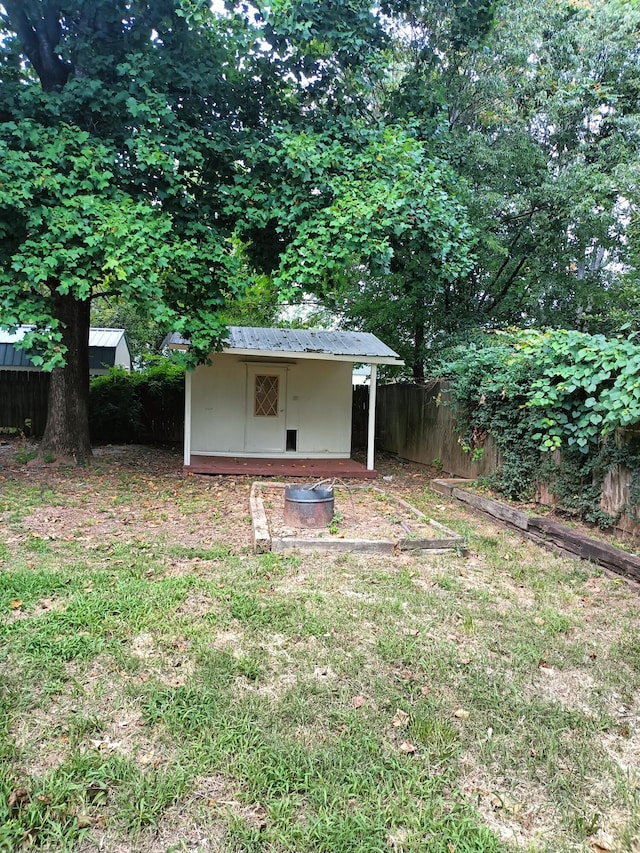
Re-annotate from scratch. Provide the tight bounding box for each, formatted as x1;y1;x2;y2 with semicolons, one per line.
485;254;529;312
478;221;529;309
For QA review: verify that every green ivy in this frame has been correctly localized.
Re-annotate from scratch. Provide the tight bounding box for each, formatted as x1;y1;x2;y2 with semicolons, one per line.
439;330;640;526
518;330;640;452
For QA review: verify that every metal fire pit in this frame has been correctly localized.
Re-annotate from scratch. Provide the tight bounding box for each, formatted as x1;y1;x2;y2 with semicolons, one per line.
283;485;335;528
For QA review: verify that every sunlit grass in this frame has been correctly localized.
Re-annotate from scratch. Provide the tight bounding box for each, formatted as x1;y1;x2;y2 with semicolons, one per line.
1;461;639;851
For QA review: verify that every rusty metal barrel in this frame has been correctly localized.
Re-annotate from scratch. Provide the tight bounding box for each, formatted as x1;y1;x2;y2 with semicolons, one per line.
283;485;334;528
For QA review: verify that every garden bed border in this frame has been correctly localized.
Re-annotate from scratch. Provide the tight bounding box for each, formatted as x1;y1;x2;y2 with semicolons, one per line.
251;481;466;555
432;478;640;582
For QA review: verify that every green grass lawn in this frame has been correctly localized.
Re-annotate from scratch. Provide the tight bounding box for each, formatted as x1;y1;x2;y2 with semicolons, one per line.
1;447;639;852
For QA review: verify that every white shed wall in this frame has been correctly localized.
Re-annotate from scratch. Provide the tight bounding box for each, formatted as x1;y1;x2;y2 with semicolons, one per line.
190;354;353;457
114;337;132;370
286;359;352;454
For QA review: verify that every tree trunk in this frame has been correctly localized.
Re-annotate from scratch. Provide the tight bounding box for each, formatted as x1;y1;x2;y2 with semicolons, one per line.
40;292;93;464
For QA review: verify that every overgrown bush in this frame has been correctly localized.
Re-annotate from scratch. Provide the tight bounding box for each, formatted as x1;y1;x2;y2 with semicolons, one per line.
436;338;541;500
438;330;640;526
89;359;184;444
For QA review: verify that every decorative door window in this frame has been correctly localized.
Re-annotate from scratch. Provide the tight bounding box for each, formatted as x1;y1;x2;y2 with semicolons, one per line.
254;374;279;417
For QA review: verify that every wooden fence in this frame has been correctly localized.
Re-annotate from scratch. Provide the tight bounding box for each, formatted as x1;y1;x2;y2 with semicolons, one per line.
0;370;184;444
0;370;50;436
353;380;499;479
137;385;184;443
354;381;639;533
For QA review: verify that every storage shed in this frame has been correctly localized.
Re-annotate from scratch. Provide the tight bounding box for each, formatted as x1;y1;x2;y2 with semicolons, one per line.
0;327;132;436
0;326;132;374
167;326;404;477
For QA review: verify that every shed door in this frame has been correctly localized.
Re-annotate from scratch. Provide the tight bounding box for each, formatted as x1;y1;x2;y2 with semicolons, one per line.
245;366;287;453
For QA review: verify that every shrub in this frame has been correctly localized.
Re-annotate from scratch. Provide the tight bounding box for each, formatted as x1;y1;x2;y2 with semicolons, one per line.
89;360;184;444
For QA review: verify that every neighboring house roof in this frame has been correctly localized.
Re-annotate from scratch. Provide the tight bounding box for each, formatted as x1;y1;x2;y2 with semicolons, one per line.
87;328;130;371
88;328;128;349
0;326;130;370
0;343;33;369
166;326;404;365
0;326;32;367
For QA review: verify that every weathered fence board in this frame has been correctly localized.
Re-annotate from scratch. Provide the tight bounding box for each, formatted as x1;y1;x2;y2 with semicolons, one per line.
138;386;184;443
0;370;50;436
353;380;499;478
0;369;184;442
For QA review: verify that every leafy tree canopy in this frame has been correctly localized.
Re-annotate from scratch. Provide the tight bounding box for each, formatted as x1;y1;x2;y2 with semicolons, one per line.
0;0;481;458
322;0;640;372
0;0;264;457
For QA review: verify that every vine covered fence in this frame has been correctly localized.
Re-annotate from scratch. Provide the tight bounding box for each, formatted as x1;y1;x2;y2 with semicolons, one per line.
353;380;639;534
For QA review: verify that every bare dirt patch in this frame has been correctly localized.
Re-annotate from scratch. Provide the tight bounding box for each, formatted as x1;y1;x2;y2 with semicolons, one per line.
1;441;256;553
251;481;465;556
265;484;446;541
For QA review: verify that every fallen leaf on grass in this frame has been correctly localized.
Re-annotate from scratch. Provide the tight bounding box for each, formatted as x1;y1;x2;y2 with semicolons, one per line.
454;708;470;719
394;669;417;683
591;831;614;851
398;741;416;754
90;737;121;753
8;788;29;815
392;709;410;728
351;695;366;708
86;782;108;805
10;600;22;609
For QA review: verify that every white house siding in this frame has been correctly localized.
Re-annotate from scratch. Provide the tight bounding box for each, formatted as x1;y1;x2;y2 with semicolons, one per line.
190;354;353;458
190;354;246;453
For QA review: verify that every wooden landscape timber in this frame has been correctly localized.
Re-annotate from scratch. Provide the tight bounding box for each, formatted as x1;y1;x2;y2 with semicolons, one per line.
528;517;640;582
272;537;396;555
249;483;271;554
450;487;530;530
432;479;640;583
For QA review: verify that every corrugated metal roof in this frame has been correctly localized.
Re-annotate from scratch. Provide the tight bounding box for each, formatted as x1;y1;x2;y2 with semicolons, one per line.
166;327;403;364
88;328;126;348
